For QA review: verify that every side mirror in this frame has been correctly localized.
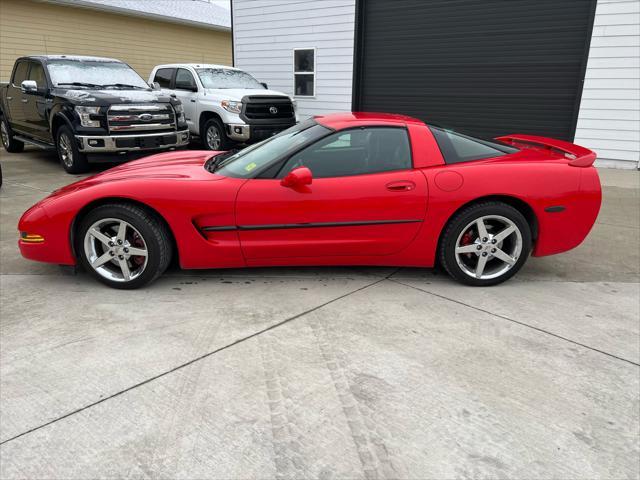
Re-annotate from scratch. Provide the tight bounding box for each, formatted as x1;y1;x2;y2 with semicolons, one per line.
261;82;268;89
281;166;312;188
21;80;38;94
150;81;161;90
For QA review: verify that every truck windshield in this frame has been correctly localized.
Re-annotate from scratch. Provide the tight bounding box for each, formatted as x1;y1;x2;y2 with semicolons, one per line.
47;59;149;89
210;120;330;178
196;68;265;89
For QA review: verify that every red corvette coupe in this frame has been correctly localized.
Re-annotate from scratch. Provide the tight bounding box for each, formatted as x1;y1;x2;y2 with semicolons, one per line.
18;113;601;289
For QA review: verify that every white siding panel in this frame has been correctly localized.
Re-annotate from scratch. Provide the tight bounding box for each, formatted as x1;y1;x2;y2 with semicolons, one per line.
575;0;640;168
233;0;355;117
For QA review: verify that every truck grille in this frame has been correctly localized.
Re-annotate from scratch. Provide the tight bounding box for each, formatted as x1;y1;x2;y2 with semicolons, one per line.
107;104;176;134
241;96;295;124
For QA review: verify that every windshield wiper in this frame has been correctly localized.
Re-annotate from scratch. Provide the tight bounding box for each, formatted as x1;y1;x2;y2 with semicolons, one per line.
57;82;104;89
205;150;238;172
102;83;147;90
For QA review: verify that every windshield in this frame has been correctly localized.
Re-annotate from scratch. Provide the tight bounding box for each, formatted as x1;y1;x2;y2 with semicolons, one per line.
196;68;265;89
47;59;149;89
212;120;330;178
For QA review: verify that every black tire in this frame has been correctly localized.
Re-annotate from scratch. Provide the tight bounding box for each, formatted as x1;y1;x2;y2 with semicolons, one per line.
1;116;24;153
56;125;89;174
439;201;532;286
202;117;234;150
76;203;172;289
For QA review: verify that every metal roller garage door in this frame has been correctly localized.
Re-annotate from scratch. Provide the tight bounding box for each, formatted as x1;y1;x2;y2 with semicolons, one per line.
352;0;597;141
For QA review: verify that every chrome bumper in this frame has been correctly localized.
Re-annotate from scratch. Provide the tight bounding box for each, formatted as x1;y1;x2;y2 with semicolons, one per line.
76;130;190;153
226;123;250;142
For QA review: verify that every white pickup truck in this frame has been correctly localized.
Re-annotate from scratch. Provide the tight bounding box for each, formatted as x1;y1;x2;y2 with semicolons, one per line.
149;64;297;150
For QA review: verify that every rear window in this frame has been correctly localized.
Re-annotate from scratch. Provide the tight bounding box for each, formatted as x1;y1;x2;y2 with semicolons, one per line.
429;126;518;164
154;68;174;88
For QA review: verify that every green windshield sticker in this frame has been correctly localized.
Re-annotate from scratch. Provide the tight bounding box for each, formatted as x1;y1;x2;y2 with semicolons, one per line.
244;162;258;172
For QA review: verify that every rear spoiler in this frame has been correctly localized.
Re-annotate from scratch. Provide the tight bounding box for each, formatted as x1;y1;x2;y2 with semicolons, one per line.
496;134;597;167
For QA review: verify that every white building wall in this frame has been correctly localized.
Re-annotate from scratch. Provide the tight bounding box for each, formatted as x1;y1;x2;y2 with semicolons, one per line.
575;0;640;169
232;0;356;118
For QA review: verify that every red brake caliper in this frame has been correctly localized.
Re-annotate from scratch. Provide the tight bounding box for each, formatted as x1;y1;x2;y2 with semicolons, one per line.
131;232;145;266
461;230;474;257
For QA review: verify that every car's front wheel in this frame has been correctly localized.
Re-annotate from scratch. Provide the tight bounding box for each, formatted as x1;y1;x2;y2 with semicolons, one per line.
439;202;532;286
56;125;89;174
202;117;233;150
77;203;172;289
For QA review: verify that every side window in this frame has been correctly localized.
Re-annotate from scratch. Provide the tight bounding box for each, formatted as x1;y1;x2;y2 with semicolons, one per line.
280;127;412;178
28;62;47;87
12;61;29;86
175;68;196;91
293;48;315;97
429;126;507;164
154;68;174;88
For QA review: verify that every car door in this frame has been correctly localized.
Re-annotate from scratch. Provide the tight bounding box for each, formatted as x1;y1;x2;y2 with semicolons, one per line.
173;68;199;131
235;127;428;260
22;61;51;141
5;60;29;133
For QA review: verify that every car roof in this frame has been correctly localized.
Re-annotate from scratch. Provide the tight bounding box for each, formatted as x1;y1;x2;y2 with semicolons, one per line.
20;55;122;63
314;112;425;129
153;63;240;71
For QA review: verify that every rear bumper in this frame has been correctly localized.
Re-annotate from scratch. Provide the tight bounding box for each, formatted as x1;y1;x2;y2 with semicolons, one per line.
533;167;602;257
76;129;190;153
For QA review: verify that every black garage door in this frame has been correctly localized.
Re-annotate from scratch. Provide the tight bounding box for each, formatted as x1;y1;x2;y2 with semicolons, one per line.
352;0;597;141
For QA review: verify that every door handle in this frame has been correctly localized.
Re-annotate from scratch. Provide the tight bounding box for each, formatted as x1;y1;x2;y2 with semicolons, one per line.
21;98;28;103
386;181;416;192
6;96;12;101
190;99;196;102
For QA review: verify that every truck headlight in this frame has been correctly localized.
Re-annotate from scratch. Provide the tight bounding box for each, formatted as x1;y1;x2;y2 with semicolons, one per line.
75;106;101;128
221;100;242;114
174;103;186;125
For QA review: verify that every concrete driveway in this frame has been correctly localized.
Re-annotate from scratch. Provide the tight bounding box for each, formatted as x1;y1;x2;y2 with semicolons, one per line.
0;148;638;479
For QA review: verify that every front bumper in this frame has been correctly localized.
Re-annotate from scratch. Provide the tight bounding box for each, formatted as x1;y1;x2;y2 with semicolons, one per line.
226;122;296;143
76;129;190;153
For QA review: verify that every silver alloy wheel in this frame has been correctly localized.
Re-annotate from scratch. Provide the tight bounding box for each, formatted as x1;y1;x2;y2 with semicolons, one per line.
206;124;221;150
58;132;74;167
83;218;149;283
454;215;523;280
1;120;9;148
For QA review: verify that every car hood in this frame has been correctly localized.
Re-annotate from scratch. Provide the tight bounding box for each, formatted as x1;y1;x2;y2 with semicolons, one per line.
203;88;291;101
49;151;226;197
53;87;175;106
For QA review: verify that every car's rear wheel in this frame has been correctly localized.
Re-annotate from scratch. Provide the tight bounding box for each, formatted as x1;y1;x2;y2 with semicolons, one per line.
202;117;233;150
56;125;89;174
77;203;172;289
439;202;532;286
1;116;24;153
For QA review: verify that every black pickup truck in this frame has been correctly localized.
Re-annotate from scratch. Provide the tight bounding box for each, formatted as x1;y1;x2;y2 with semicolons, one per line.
0;55;189;173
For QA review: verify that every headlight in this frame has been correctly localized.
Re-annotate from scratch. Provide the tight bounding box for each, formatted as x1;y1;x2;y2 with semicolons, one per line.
75;106;101;128
221;100;242;114
291;99;297;110
173;103;186;124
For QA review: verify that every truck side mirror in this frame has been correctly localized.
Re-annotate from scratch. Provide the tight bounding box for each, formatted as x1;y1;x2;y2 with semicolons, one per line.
261;82;268;89
21;80;38;94
150;81;161;90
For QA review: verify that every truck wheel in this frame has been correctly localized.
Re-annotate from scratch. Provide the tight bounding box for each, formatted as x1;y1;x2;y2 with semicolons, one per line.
439;202;532;286
76;203;172;289
1;116;24;153
202;118;233;151
56;125;89;174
